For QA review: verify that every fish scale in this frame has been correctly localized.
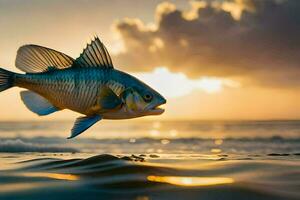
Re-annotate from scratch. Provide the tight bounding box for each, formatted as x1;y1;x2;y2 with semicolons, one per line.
15;68;114;115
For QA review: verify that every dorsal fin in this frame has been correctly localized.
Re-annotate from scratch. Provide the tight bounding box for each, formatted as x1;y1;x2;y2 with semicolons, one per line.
75;36;114;69
16;45;74;73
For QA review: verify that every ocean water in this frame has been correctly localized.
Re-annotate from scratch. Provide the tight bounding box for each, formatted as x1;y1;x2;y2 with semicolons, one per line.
0;120;299;155
0;120;299;200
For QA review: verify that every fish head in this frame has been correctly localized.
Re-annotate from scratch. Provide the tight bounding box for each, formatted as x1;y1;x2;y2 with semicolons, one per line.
122;80;166;117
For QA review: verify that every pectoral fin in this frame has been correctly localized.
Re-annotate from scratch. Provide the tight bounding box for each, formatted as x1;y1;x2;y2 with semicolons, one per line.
68;115;102;139
20;91;59;116
120;88;138;111
98;86;122;110
120;88;135;100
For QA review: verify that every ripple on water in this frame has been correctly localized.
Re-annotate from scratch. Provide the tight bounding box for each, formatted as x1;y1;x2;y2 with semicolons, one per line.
0;154;299;200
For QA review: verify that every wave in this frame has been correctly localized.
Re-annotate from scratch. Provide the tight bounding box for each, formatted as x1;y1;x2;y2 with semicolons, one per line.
0;139;78;153
0;136;299;154
2;135;300;144
0;154;298;200
1;120;300;140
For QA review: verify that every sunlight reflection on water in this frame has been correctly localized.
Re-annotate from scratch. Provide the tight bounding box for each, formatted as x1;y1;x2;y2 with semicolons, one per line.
147;176;234;186
23;173;79;181
0;183;49;193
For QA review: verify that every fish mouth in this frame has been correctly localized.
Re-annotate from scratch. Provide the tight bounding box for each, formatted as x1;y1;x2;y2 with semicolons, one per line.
148;100;166;115
151;104;165;114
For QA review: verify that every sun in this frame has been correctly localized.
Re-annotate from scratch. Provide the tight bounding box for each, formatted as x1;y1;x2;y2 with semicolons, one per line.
133;67;240;98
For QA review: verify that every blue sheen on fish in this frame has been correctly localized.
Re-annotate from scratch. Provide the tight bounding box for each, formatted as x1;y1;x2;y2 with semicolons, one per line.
0;37;166;138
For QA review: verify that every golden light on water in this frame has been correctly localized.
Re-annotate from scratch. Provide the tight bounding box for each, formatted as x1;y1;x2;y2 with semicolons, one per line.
211;148;222;153
0;183;42;193
147;176;234;186
129;138;136;143
23;173;79;181
214;139;223;145
0;173;78;193
161;139;170;145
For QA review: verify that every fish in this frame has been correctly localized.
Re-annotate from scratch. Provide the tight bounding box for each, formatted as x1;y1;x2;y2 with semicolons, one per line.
0;36;166;138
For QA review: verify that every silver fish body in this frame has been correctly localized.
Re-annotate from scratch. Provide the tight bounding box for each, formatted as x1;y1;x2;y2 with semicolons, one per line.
0;36;166;138
15;68;163;119
16;68;119;116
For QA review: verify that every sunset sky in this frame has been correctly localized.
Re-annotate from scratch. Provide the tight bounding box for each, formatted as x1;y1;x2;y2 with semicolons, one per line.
0;0;300;121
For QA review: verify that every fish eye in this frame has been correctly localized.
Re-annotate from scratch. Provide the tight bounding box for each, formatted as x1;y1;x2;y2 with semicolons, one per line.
143;93;153;102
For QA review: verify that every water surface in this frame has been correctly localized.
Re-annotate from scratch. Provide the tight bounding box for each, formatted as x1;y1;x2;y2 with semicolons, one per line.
0;120;299;199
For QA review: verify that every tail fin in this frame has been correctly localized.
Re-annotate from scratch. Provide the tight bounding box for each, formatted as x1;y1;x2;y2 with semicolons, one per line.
0;68;15;92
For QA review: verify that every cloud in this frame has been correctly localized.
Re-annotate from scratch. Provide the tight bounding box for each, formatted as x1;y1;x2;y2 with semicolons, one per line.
0;139;78;153
113;0;300;87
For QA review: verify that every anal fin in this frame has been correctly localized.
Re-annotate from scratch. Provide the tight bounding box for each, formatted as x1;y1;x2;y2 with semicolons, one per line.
68;115;102;139
20;91;59;116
